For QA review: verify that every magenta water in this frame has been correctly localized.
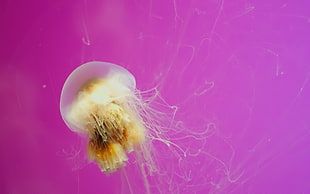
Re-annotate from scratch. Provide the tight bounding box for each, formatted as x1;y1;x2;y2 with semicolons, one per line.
1;0;310;193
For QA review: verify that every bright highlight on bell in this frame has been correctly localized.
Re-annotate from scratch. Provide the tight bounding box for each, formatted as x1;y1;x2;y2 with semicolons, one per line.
60;61;146;172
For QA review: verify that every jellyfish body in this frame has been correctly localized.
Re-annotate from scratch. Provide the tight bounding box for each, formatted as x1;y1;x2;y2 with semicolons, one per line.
60;61;145;172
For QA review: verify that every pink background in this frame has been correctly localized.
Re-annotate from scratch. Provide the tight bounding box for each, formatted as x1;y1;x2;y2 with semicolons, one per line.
1;0;310;193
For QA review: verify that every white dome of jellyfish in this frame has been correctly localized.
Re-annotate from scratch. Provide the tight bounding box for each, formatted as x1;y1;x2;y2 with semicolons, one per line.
60;61;147;173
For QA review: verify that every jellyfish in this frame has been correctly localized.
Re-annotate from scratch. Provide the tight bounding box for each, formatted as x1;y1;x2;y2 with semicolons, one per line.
60;61;147;173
